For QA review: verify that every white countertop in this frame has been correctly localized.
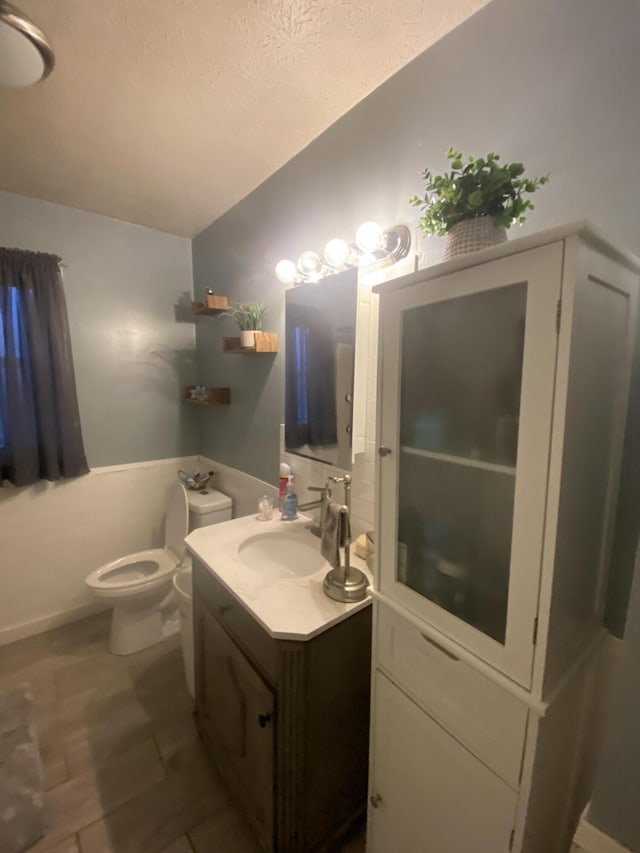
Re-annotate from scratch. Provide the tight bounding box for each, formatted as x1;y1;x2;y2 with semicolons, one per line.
185;513;372;641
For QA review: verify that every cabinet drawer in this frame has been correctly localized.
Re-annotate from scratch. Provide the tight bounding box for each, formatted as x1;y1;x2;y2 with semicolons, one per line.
376;604;527;788
194;559;278;684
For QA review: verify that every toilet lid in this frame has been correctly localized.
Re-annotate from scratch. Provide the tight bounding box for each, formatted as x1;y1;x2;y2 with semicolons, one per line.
165;483;189;560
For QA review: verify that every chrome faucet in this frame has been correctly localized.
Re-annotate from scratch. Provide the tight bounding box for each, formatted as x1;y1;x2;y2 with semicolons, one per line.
298;485;329;537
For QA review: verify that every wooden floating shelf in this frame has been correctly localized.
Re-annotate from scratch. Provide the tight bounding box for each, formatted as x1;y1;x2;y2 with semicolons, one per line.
191;296;229;316
223;333;279;354
183;386;231;406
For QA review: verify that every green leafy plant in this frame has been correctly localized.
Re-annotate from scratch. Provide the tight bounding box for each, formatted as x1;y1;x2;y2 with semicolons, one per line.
409;148;549;236
222;301;267;331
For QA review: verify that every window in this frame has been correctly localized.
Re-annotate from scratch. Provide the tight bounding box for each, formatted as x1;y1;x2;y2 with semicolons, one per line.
0;248;88;486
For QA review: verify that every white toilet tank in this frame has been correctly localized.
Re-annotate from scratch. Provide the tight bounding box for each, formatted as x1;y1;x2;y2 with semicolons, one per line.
186;488;232;530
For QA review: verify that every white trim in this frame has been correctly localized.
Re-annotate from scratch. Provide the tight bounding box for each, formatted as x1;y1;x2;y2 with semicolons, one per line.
0;601;109;647
574;807;634;853
89;455;199;475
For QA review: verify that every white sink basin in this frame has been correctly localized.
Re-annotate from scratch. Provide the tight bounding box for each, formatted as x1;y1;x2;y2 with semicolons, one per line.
238;529;325;577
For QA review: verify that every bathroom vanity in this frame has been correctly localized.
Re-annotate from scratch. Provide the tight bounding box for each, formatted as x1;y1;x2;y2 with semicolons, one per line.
186;516;372;853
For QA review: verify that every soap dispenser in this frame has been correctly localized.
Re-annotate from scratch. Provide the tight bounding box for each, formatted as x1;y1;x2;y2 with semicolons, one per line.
281;475;298;521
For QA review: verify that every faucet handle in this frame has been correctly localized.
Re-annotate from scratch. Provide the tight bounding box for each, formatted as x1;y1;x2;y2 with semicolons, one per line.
327;474;352;486
308;485;328;494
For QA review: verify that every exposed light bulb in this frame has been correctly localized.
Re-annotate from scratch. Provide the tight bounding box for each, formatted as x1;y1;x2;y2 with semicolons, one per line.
275;259;298;284
323;238;350;268
297;250;322;275
355;221;384;253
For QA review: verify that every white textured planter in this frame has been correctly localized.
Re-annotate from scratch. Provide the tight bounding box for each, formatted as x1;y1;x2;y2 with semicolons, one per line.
442;216;508;261
240;330;256;348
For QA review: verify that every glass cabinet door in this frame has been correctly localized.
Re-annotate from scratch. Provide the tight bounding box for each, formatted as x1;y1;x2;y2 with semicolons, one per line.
377;244;563;686
398;283;526;645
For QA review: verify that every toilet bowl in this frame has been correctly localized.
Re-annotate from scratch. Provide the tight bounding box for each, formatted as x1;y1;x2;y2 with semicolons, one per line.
86;482;233;656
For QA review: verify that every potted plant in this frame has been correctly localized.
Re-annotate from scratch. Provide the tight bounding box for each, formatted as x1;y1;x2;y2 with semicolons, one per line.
223;301;268;348
409;148;549;260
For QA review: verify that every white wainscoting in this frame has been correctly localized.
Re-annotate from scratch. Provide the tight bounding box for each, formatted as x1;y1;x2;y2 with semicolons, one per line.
0;456;198;645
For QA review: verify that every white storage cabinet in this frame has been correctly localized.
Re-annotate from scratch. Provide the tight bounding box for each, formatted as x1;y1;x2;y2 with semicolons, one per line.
367;223;639;853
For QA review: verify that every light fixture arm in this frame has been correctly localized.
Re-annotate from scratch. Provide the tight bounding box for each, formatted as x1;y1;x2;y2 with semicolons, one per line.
382;224;411;264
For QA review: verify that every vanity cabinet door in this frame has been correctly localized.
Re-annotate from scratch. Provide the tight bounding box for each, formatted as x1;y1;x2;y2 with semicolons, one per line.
368;672;517;853
377;242;563;687
197;603;275;850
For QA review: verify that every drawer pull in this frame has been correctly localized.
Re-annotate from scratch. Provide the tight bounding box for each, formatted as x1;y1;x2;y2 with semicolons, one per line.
369;793;382;809
420;633;460;661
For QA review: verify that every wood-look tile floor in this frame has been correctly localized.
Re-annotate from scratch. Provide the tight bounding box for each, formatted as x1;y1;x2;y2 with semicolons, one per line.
0;613;365;853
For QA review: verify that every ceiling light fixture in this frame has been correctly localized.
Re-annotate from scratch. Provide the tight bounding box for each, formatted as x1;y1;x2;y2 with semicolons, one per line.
0;2;54;87
276;223;411;285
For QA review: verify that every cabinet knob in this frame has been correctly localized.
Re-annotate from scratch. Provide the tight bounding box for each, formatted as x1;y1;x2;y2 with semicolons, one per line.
369;793;382;809
258;712;272;728
378;446;392;457
218;604;231;617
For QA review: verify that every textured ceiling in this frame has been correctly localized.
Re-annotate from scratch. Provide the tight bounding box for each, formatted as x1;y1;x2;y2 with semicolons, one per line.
0;0;491;237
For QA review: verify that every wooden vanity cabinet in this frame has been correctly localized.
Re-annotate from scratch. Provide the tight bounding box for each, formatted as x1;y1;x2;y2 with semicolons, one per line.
192;558;372;853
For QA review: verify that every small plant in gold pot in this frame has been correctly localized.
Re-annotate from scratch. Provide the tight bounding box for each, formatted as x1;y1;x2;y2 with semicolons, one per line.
409;148;549;260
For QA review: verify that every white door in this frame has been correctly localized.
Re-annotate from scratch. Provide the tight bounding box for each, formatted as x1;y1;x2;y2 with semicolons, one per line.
377;243;563;686
368;671;518;853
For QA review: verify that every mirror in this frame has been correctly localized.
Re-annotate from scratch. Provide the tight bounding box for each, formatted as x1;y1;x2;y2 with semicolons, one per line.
285;267;357;469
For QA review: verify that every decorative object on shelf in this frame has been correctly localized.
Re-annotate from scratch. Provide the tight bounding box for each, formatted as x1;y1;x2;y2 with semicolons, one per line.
0;1;55;87
178;469;215;491
205;289;229;310
409;149;549;260
222;301;268;348
188;384;208;401
223;333;278;354
183;385;231;405
275;221;411;285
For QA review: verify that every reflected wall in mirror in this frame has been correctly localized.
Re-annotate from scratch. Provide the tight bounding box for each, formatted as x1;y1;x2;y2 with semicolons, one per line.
285;268;357;469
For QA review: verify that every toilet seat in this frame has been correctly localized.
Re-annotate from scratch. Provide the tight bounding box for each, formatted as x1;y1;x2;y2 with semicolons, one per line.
86;548;180;599
86;483;189;601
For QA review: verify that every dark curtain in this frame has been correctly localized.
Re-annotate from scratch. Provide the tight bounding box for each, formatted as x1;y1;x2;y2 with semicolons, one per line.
285;302;337;449
0;248;89;487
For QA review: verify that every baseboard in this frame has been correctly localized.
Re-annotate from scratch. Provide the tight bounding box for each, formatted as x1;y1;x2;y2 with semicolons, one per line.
0;601;109;647
574;806;634;853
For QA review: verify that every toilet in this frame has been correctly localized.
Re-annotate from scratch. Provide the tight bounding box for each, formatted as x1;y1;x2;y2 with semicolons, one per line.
86;482;232;655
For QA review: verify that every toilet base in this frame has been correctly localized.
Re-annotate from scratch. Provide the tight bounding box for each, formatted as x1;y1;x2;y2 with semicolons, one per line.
109;591;179;655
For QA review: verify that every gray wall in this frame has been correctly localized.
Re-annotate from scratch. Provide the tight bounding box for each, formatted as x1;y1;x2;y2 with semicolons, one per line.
192;0;640;638
589;550;640;850
1;191;198;466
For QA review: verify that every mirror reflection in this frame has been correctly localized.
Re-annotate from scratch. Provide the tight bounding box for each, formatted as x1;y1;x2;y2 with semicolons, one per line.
285;268;357;469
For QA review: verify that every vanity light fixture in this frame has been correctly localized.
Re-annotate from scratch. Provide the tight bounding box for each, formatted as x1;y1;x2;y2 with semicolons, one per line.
0;1;55;87
276;222;411;285
323;238;350;268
